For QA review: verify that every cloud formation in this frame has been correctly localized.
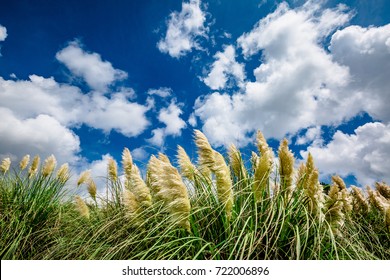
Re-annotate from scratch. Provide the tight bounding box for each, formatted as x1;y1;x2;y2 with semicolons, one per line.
157;0;208;58
203;45;245;90
302;122;390;186
56;41;127;91
0;24;7;41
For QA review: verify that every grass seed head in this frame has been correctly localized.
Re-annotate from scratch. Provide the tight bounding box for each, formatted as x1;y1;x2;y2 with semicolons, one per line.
77;170;91;186
375;182;390;200
0;157;11;174
74;195;90;219
229;144;247;179
351;186;369;213
108;158;118;182
177;145;197;181
194;129;215;177
278;138;295;196
19;155;30;170
130;164;152;208
28;155;40;178
87;179;97;201
42;155;57;177
122;148;133;181
56;163;70;183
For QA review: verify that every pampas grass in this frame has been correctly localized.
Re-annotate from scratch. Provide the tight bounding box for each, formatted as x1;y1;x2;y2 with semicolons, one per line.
0;129;389;260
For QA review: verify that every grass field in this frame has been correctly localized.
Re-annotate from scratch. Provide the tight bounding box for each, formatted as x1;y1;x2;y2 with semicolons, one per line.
1;130;389;260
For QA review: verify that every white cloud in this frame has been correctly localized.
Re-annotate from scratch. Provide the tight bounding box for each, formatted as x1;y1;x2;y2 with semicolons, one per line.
188;113;197;127
147;128;165;147
0;107;80;165
158;101;186;136
147;101;186;146
196;2;353;147
147;87;172;98
83;93;150;137
0;25;7;41
330;23;390;122
56;41;127;91
203;45;246;90
131;147;149;162
302;122;390;186
157;0;208;58
296;126;322;146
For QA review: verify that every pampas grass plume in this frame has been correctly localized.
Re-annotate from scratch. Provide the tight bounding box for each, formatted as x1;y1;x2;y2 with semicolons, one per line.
108;158;118;182
56;163;70;183
0;157;11;174
74;195;90;219
19;155;30;170
28;155;40;178
42;155;57;177
77;170;91;186
122;148;133;181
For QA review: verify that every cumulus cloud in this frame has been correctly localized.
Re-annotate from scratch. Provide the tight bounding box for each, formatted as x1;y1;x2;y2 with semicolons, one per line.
56;40;127;91
157;0;208;58
296;126;323;146
203;45;246;90
147;101;186;146
195;2;353;146
131;147;149;162
147;87;172;98
330;24;390;122
302;122;390;186
0;25;7;41
0;108;80;165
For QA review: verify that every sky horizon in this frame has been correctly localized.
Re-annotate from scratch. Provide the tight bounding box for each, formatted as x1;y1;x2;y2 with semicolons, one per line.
1;0;389;190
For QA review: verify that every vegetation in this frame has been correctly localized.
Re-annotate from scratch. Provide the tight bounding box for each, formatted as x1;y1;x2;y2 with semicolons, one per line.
1;130;389;260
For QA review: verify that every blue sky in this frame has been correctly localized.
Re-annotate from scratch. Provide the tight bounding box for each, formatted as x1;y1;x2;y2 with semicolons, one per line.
0;0;389;188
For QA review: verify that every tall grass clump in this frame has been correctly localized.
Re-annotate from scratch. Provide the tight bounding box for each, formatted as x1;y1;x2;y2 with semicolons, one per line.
1;130;389;260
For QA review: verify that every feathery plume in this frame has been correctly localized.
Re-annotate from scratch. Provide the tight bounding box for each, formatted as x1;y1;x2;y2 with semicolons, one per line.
19;155;30;170
74;195;90;219
296;162;306;188
194;129;214;177
350;186;369;213
87;179;97;201
386;206;390;232
278;139;295;198
250;152;259;171
122;148;133;181
158;153;171;164
77;170;91;186
305;169;324;218
253;149;272;202
123;189;140;220
229;144;247;180
148;155;191;231
108;158;118;181
42;155;57;177
332;175;352;214
129;164;152;208
256;130;269;156
177;145;197;181
325;183;345;234
0;157;11;174
28;155;40;178
56;163;70;183
367;186;387;213
212;151;234;220
375;182;390;200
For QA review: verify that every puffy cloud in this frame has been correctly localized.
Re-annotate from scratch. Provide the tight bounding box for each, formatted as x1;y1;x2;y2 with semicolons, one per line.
0;24;7;41
157;0;208;58
131;147;149;162
83;93;150;137
158;101;186;136
0;108;80;165
147;87;172;98
196;2;353;146
302;122;390;186
203;45;246;90
56;41;127;91
330;24;390;122
296;126;323;146
147;101;186;146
